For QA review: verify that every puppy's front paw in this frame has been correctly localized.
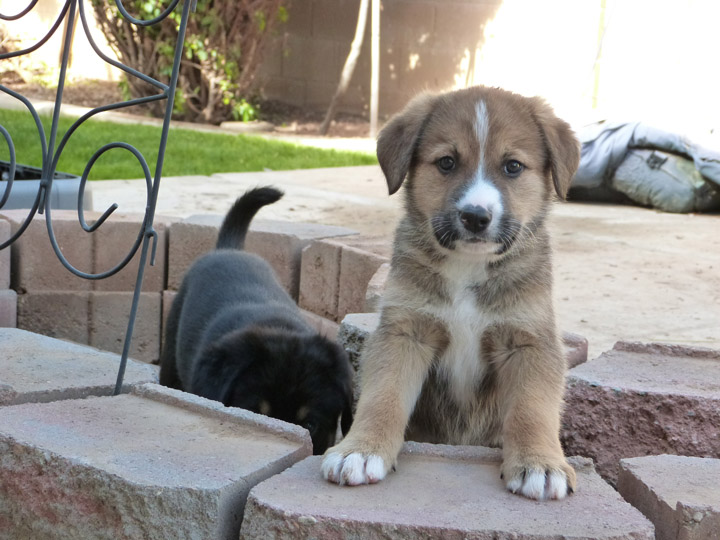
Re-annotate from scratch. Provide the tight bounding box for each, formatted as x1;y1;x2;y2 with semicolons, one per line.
322;451;388;486
502;458;576;501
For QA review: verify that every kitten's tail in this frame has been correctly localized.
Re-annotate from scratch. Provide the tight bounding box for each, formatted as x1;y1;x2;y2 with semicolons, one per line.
216;186;284;250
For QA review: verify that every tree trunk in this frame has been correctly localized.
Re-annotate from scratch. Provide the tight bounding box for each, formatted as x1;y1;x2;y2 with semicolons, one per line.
319;0;370;135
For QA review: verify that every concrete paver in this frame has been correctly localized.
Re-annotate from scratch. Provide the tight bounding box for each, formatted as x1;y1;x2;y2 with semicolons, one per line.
562;341;720;484
0;383;311;540
240;442;654;539
618;455;720;540
0;289;16;328
0;220;9;289
0;328;157;406
0;209;93;291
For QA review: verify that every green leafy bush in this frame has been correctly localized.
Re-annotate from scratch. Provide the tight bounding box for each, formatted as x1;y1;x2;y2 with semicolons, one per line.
91;0;287;124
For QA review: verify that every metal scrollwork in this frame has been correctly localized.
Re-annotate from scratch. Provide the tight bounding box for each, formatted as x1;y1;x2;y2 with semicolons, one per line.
0;0;194;393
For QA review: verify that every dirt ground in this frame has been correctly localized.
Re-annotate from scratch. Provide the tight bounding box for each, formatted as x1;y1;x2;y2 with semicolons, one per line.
9;79;720;360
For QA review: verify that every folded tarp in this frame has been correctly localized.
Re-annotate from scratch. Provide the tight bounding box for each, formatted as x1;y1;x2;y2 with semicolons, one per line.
569;121;720;212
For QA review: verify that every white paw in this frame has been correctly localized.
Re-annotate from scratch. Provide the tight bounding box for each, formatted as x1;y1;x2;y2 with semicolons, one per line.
506;468;569;500
321;452;387;486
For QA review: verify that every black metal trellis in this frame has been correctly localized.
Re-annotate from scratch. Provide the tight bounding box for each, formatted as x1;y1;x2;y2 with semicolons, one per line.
0;0;195;394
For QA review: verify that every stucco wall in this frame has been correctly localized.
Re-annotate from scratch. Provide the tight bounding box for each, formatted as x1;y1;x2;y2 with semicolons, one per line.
259;0;505;118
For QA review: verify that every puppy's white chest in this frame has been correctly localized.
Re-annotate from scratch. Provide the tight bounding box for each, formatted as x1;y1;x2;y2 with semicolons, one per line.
423;263;494;404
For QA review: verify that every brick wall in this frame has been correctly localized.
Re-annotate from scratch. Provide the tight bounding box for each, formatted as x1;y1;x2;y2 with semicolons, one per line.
0;210;387;364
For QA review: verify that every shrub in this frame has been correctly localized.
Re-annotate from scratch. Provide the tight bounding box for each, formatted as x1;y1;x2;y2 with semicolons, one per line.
91;0;287;124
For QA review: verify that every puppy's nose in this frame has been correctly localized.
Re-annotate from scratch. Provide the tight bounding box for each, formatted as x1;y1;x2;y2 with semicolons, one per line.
459;205;491;234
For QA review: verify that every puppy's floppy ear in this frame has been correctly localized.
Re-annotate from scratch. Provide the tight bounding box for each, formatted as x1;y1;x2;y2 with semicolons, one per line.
531;98;581;199
377;92;437;195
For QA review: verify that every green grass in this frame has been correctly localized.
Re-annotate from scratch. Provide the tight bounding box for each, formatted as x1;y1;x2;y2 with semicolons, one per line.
0;108;376;180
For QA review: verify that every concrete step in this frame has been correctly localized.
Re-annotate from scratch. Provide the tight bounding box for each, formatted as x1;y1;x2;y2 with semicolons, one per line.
562;341;720;484
0;384;311;539
240;442;654;539
0;327;157;405
618;455;720;540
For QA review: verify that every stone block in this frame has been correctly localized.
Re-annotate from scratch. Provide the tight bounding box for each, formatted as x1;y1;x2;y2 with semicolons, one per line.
249;221;356;301
17;290;91;345
364;261;390;312
167;214;221;290
563;331;588;368
337;245;388;320
89;292;161;364
337;312;380;372
0;328;157;406
300;309;340;340
0;219;10;289
168;216;354;300
0;384;311;539
299;240;344;320
562;342;720;485
240;443;654;539
1;209;93;291
618;455;720;540
92;213;173;292
244;230;306;301
0;289;16;328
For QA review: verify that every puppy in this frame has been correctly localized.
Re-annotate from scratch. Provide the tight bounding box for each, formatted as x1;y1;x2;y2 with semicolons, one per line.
321;86;580;500
159;186;354;455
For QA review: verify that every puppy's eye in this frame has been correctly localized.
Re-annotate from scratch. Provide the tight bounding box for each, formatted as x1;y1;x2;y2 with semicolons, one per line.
503;159;524;177
436;156;456;173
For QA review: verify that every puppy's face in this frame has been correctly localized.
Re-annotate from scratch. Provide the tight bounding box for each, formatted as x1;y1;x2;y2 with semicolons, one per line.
206;331;354;455
377;86;580;257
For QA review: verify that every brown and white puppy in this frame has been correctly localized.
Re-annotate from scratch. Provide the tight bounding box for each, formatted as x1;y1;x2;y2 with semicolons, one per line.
321;86;580;500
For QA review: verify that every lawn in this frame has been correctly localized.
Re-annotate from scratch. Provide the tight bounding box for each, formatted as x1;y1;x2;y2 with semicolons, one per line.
0;108;377;180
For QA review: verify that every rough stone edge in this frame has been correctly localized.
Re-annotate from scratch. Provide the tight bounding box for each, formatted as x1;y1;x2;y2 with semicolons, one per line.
613;341;720;360
2;380;152;408
618;458;679;540
131;383;313;454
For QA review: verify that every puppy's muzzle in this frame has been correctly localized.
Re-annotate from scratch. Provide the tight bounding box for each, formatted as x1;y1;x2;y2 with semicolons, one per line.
459;205;491;234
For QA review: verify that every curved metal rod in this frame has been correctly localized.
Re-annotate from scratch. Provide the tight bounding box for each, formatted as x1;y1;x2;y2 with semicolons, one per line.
115;0;183;27
44;142;153;280
0;87;48;249
0;85;50;159
0;0;70;58
0;0;40;21
0;126;16;208
77;1;169;92
77;142;152;234
115;0;195;394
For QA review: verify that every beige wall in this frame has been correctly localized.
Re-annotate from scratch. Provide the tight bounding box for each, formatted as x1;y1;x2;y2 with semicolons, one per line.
258;0;602;120
1;0;118;83
260;0;719;138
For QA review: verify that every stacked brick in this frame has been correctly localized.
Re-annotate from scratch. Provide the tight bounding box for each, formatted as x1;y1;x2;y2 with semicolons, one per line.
0;210;381;363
